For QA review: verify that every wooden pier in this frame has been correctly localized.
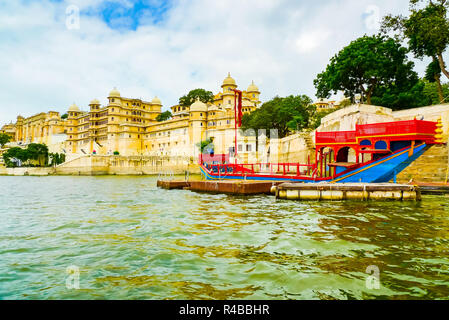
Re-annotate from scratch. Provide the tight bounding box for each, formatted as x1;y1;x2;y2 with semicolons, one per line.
157;180;281;195
273;183;421;201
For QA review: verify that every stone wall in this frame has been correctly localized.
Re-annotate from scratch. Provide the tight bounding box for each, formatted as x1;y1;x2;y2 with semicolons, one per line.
397;144;449;183
55;155;201;176
4;167;55;176
318;104;394;132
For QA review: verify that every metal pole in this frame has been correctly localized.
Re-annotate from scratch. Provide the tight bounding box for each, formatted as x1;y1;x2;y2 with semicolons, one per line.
234;91;237;165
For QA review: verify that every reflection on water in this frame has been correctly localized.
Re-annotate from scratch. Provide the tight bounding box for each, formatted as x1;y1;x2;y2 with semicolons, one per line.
0;176;448;300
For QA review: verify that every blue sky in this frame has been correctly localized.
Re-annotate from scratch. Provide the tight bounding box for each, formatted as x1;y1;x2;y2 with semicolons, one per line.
0;0;440;125
84;0;173;30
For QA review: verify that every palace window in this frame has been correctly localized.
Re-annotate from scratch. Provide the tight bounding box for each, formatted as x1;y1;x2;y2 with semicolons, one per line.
246;144;252;152
238;144;242;152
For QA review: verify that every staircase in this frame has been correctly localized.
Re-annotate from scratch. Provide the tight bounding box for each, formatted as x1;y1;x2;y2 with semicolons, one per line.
397;144;449;183
299;132;315;150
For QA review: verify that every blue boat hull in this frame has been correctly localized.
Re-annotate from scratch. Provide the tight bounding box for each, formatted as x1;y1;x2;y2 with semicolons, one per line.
200;143;430;183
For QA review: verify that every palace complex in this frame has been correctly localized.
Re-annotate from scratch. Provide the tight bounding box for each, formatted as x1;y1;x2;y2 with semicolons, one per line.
1;74;261;160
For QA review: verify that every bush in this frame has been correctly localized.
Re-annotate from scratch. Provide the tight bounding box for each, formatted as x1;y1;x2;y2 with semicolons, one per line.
113;151;120;155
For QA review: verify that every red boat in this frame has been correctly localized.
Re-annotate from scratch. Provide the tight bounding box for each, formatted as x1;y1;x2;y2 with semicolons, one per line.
199;92;442;183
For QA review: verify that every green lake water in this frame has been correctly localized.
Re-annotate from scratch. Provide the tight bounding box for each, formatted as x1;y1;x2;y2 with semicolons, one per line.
0;175;449;300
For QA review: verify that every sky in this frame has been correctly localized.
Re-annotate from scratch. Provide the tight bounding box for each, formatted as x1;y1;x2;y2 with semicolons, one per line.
0;0;437;125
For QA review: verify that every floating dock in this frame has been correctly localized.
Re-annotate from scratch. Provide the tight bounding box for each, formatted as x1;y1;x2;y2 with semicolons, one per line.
273;183;421;201
156;180;189;190
416;183;449;195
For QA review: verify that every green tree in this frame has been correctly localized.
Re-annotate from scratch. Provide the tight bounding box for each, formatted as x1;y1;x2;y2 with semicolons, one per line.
307;105;335;130
61;113;68;119
49;153;66;166
26;143;49;166
179;89;214;107
2;147;29;167
0;133;11;148
156;111;172;122
314;35;418;105
382;1;449;80
196;139;214;153
241;95;312;139
423;79;449;105
425;58;444;103
371;79;433;110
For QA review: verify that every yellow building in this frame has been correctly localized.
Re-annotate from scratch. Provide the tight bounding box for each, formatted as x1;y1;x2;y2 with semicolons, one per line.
3;112;66;149
2;74;261;161
0;123;16;140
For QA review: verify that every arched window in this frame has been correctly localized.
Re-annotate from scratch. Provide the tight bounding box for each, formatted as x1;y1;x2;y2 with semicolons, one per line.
360;140;372;146
374;141;388;150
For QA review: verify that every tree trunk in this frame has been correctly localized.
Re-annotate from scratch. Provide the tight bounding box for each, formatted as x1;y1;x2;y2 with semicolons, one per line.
434;72;444;103
366;94;372;105
438;53;449;80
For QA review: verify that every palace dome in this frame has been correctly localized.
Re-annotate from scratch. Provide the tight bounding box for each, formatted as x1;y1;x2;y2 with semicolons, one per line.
247;80;259;93
221;72;236;88
190;98;207;112
152;96;162;105
109;87;121;97
68;103;80;112
90;99;100;105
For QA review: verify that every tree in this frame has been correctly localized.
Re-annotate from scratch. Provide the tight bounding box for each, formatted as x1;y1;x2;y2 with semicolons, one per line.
61;113;68;119
371;79;433;110
241;95;312;139
0;133;11;148
156;111;172;122
49;153;66;166
423;79;449;105
307;105;335;130
179;88;214;107
196;139;214;154
382;1;449;80
2;147;29;167
425;58;444;103
26;143;49;166
314;35;418;105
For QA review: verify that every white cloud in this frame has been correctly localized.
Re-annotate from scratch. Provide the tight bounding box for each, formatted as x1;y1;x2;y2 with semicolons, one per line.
0;0;430;125
296;29;332;54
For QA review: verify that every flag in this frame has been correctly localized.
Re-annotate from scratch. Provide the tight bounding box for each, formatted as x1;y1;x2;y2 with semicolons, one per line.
237;91;243;127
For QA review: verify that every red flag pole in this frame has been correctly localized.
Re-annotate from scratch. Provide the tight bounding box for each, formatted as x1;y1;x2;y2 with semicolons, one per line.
234;91;237;164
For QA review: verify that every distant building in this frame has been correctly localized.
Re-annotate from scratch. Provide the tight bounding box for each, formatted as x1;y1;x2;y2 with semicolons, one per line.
1;74;261;160
312;97;349;112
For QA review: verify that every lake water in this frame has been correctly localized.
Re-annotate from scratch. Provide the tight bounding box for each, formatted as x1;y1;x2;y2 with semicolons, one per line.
0;176;448;300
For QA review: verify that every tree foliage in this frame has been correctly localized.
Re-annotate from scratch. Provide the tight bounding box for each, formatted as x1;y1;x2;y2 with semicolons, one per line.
241;95;313;139
381;0;449;80
0;133;11;148
314;35;418;105
2;143;50;167
196;139;214;154
61;113;68;119
156;111;172;122
49;153;66;166
179;89;214;107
